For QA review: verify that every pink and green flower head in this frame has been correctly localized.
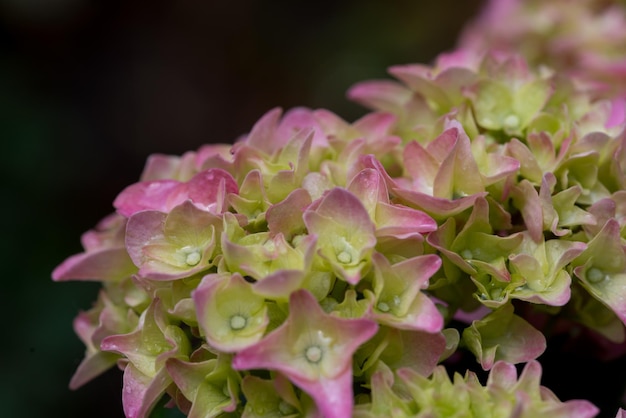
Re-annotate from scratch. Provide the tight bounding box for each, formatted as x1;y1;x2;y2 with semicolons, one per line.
166;350;240;417
125;200;222;280
461;303;546;370
221;211;317;298
240;374;307;418
573;218;626;325
303;187;377;284
428;197;523;289
68;290;138;390
368;252;443;332
346;168;438;242
193;272;269;352
232;289;378;418
100;299;191;418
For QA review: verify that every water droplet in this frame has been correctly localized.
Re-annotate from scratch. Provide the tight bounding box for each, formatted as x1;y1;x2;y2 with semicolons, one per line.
305;345;323;364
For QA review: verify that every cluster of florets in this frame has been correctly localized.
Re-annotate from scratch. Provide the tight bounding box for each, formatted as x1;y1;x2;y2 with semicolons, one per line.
54;1;626;418
460;0;626;98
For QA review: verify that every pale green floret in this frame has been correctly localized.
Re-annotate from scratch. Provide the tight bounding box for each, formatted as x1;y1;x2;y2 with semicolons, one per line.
230;314;247;330
305;345;324;364
586;267;606;284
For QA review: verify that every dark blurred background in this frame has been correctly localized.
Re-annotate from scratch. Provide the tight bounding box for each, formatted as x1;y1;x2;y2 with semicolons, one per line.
1;0;489;416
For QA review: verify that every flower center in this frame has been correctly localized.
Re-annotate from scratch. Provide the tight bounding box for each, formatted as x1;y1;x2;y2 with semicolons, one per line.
377;301;390;312
586;267;606;284
229;314;247;330
305;345;323;364
503;114;520;130
337;250;352;264
185;250;201;266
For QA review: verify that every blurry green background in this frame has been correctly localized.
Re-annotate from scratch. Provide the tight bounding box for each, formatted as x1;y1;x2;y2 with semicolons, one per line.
0;0;522;416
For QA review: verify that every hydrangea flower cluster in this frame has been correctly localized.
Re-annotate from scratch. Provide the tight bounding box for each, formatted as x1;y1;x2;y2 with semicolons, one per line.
54;1;626;417
460;0;626;98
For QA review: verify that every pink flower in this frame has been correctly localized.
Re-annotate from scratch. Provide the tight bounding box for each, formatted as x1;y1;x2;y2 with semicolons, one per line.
232;289;378;418
125;201;222;280
303;187;377;284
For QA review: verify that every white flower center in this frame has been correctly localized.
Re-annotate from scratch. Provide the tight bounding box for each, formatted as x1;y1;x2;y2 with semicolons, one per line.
337;250;352;264
229;314;247;330
377;301;390;312
586;267;606;284
503;114;520;130
305;345;323;364
185;250;201;266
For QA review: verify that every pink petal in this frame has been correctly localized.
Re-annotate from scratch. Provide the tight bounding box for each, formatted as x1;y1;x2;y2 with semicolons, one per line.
122;365;171;418
186;168;239;212
347;80;413;113
245;107;282;154
125;211;167;268
114;180;182;217
52;248;136;282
